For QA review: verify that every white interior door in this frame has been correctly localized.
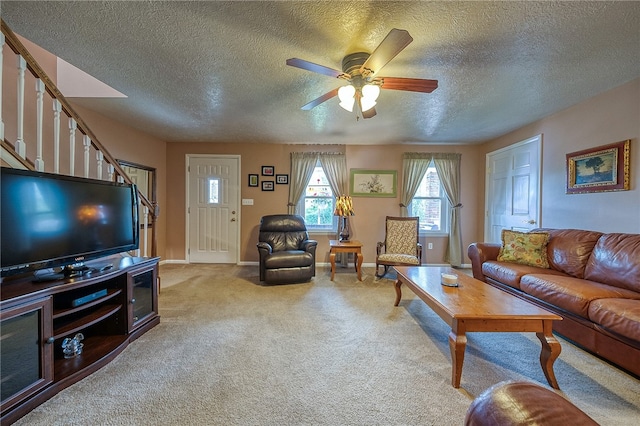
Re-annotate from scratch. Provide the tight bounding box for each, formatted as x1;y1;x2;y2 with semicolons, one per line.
485;135;542;243
187;155;240;263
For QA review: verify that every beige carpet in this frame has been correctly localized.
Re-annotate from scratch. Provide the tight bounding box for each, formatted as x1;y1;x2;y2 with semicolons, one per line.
15;264;640;425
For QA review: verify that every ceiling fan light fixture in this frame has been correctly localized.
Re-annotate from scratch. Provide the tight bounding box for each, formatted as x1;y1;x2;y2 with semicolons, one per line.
362;84;380;101
360;97;377;112
360;84;380;112
338;85;356;112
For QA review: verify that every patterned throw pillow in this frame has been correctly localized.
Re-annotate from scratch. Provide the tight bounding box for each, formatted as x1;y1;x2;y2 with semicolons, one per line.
497;230;550;268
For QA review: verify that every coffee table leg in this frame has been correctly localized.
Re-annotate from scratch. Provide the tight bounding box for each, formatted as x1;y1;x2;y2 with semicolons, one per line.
330;251;336;281
448;322;467;388
356;252;363;281
394;279;403;306
536;321;562;389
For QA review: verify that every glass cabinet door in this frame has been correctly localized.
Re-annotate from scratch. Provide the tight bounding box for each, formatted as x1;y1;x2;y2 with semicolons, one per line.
128;267;158;331
1;297;53;414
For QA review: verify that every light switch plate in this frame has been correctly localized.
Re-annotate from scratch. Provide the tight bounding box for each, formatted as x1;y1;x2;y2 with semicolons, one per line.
242;199;254;205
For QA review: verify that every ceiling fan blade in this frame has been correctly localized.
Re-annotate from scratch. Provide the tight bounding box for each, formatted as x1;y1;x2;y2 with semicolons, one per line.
377;77;438;93
362;107;377;119
359;28;413;78
300;88;339;110
286;58;349;79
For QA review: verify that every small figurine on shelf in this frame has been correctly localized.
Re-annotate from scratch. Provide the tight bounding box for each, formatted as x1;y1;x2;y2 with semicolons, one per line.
62;333;85;358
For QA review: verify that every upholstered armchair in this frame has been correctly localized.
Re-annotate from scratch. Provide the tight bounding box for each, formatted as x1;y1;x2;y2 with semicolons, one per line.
257;214;317;284
375;216;422;278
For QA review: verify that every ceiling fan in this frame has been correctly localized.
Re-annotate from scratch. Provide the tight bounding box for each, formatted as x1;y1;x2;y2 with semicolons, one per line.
286;28;438;119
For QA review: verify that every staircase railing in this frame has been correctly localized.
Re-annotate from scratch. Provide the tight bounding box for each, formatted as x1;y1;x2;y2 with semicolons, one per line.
1;19;157;258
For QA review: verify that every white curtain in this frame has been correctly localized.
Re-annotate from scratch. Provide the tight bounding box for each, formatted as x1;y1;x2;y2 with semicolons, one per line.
400;153;433;216
433;153;463;267
288;152;318;214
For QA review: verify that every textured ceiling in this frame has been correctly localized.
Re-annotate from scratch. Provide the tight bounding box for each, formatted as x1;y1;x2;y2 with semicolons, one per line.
2;1;639;145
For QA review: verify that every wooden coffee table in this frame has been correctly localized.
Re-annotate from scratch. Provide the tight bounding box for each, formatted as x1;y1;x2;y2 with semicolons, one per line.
329;240;363;281
394;266;562;389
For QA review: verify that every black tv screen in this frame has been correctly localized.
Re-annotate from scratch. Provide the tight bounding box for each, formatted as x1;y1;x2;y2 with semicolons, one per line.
1;167;139;277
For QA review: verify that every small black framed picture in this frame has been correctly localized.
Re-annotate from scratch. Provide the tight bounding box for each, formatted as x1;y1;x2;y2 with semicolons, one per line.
261;166;274;176
248;174;259;187
262;181;274;191
276;174;289;184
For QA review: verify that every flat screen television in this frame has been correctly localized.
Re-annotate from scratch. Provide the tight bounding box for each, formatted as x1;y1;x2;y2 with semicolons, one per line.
1;167;139;279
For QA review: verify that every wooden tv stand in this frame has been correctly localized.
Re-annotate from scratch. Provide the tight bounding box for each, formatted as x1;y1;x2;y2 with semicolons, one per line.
0;256;160;425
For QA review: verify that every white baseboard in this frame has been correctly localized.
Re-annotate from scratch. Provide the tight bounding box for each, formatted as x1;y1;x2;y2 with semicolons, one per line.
163;260;471;268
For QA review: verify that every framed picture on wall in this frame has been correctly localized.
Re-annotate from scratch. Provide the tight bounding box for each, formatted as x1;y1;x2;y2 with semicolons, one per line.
248;174;259;187
276;174;288;184
566;139;630;194
262;166;274;176
350;169;397;197
262;181;274;191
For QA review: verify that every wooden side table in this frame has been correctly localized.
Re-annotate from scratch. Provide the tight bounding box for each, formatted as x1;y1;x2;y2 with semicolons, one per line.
329;239;363;281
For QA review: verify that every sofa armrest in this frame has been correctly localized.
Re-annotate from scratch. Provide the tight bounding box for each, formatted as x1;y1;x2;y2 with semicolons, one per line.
467;242;501;281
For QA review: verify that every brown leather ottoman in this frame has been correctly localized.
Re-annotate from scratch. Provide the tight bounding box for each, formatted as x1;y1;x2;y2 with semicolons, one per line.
465;381;599;425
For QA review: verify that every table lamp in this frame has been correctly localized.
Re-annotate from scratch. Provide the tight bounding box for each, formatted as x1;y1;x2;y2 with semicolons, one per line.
334;195;355;242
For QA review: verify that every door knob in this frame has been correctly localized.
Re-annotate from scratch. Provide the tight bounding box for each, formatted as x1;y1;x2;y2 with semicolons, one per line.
232;210;236;214
524;219;536;224
231;218;236;222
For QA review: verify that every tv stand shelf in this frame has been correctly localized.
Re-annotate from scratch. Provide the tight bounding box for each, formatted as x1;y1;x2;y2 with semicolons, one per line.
0;256;160;425
52;288;123;319
52;304;122;339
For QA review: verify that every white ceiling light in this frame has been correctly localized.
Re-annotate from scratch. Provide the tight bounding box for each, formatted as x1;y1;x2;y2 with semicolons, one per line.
338;85;356;112
360;84;380;112
338;83;380;113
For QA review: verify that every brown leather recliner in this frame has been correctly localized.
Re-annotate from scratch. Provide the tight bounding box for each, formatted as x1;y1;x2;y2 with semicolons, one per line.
257;214;317;284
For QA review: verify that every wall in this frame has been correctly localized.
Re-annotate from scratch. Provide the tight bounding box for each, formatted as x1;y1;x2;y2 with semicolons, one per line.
477;77;640;235
165;142;482;265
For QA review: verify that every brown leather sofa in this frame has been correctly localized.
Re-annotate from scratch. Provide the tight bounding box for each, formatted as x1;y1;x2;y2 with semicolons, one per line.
465;381;598;425
257;214;317;284
468;229;640;377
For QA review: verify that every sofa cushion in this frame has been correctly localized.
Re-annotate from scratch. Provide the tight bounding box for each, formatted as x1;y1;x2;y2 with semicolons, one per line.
541;229;603;278
520;274;640;318
482;261;567;290
584;233;640;293
497;230;550;268
588;298;640;342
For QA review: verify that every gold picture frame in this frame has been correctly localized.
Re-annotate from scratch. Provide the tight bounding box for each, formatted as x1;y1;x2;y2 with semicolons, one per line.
566;139;630;194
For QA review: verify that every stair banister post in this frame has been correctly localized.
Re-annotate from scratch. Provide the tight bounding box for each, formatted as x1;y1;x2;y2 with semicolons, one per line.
0;33;5;140
83;134;91;178
69;118;77;175
53;100;62;173
107;163;115;181
143;205;149;257
15;55;26;158
96;150;104;180
35;78;45;171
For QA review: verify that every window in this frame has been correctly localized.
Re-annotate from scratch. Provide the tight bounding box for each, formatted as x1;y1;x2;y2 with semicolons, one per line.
298;164;336;231
208;178;220;204
409;164;449;233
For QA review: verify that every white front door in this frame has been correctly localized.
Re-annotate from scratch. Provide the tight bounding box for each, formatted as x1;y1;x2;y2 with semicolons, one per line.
485;135;542;243
187;155;240;263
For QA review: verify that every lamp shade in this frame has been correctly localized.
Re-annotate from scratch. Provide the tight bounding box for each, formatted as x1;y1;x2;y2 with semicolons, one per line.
360;84;380;112
362;84;380;100
338;85;356;112
334;195;355;216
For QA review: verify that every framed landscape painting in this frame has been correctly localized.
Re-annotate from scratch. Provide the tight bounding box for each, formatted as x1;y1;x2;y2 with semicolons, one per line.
350;169;397;197
566;140;630;194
